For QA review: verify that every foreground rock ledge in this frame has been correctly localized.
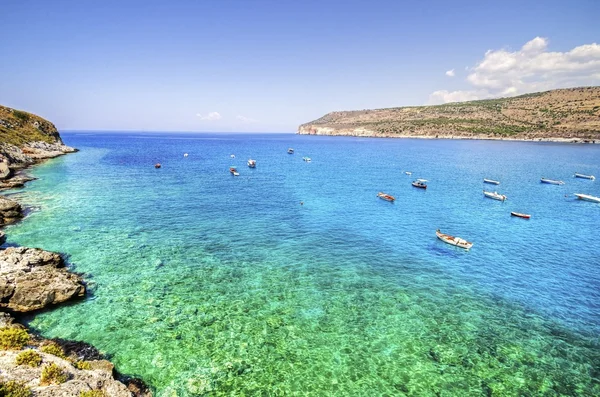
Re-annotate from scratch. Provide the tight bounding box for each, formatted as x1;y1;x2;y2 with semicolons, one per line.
0;247;85;312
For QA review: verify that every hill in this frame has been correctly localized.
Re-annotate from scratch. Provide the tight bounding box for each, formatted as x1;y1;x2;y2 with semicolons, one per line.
298;87;600;142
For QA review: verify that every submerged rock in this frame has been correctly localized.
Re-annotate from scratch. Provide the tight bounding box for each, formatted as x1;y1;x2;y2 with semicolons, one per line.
0;247;85;312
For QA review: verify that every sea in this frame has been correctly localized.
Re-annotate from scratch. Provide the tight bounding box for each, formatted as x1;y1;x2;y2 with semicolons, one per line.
4;132;600;396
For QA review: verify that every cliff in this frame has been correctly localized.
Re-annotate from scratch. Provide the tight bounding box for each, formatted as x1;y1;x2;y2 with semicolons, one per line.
299;86;600;142
0;105;76;178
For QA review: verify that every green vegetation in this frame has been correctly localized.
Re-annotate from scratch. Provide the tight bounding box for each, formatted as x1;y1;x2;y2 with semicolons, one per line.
0;380;32;397
74;360;92;370
0;327;29;350
0;105;59;146
15;349;42;367
79;391;106;397
40;363;68;385
12;110;30;122
40;341;67;358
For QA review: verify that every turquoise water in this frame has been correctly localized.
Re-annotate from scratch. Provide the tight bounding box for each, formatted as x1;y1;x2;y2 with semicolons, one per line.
4;132;600;396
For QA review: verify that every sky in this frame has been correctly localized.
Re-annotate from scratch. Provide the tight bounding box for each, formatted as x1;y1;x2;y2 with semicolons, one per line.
1;0;599;132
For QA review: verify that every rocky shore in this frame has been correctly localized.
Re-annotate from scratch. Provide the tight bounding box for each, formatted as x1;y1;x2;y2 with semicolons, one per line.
0;106;152;396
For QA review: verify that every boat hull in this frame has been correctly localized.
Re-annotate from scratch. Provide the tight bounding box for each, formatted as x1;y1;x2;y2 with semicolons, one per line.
574;194;600;203
541;178;564;185
436;230;473;250
483;179;500;185
511;212;531;219
377;192;395;202
411;182;427;189
574;173;595;180
483;191;507;201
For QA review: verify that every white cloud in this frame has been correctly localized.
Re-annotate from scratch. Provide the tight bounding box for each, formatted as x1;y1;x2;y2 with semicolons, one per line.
445;69;455;77
428;37;600;104
196;111;222;121
236;115;258;123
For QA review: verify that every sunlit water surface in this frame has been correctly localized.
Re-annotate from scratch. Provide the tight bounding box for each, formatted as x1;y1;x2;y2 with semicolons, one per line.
5;132;600;396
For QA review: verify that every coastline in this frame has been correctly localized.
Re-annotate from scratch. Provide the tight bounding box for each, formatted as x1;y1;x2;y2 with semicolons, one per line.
0;144;152;396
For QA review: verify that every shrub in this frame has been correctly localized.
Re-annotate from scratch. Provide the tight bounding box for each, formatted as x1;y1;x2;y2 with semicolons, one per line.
40;363;68;385
80;391;106;397
12;110;30;122
15;349;42;367
40;342;66;358
0;327;30;350
0;380;32;397
74;360;92;370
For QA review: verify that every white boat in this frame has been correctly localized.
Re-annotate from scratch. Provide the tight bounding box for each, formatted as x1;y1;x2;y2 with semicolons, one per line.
436;230;473;250
541;178;564;185
247;159;256;168
574;173;595;180
287;148;294;154
303;157;311;162
405;171;412;175
229;167;239;176
574;193;600;203
183;153;189;157
483;190;507;201
230;154;235;158
411;179;427;189
483;178;500;185
377;192;395;202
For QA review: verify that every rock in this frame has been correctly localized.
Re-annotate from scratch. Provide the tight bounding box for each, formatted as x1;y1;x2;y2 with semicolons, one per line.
0;247;85;312
0;161;10;180
0;195;22;226
0;174;37;190
22;141;78;160
0;311;13;327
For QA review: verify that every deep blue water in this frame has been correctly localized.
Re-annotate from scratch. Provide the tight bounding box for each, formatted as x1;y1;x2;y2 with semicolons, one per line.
5;132;600;395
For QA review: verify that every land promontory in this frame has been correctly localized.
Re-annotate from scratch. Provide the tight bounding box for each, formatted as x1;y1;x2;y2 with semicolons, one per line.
299;87;600;142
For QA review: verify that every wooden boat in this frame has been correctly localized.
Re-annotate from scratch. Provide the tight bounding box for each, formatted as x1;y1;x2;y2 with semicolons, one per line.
511;212;531;219
247;159;256;168
303;157;311;162
377;192;395;202
154;163;161;169
574;173;595;180
574;193;600;203
229;167;239;176
436;229;473;250
287;148;294;154
483;190;507;201
484;178;500;185
541;178;565;185
411;179;427;189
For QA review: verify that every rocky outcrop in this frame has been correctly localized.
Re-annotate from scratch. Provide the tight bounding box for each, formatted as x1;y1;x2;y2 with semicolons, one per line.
0;247;85;312
0;196;22;226
299;86;600;142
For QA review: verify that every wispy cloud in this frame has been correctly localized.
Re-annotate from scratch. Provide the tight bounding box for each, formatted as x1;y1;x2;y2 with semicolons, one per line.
445;69;455;77
236;115;258;123
428;37;600;104
196;111;222;121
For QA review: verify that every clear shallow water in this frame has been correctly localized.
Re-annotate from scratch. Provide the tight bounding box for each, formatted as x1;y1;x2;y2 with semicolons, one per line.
4;132;600;396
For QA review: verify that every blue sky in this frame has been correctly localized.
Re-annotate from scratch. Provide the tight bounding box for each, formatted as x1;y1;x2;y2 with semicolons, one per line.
1;0;599;132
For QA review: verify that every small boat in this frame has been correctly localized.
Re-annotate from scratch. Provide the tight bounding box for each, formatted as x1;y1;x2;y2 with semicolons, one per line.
541;178;565;185
574;193;600;203
230;154;235;158
436;229;473;250
405;171;412;175
247;159;256;168
377;192;395;202
411;179;427;189
484;179;500;185
287;148;294;154
154;163;161;169
483;190;507;201
511;212;531;219
229;167;239;176
303;157;311;162
183;153;189;157
574;173;595;180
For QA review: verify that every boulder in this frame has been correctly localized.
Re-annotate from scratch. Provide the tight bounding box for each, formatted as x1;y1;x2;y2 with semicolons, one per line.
0;195;22;226
0;161;10;180
0;247;85;312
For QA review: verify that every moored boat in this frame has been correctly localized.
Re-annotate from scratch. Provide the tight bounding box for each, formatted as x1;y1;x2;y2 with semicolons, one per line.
229;167;239;176
287;148;294;154
377;192;395;202
483;190;507;201
574;193;600;203
436;229;473;250
247;159;256;168
154;163;161;169
484;178;500;185
511;212;531;219
541;178;565;185
303;156;311;162
405;171;412;175
574;173;595;180
411;179;427;189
